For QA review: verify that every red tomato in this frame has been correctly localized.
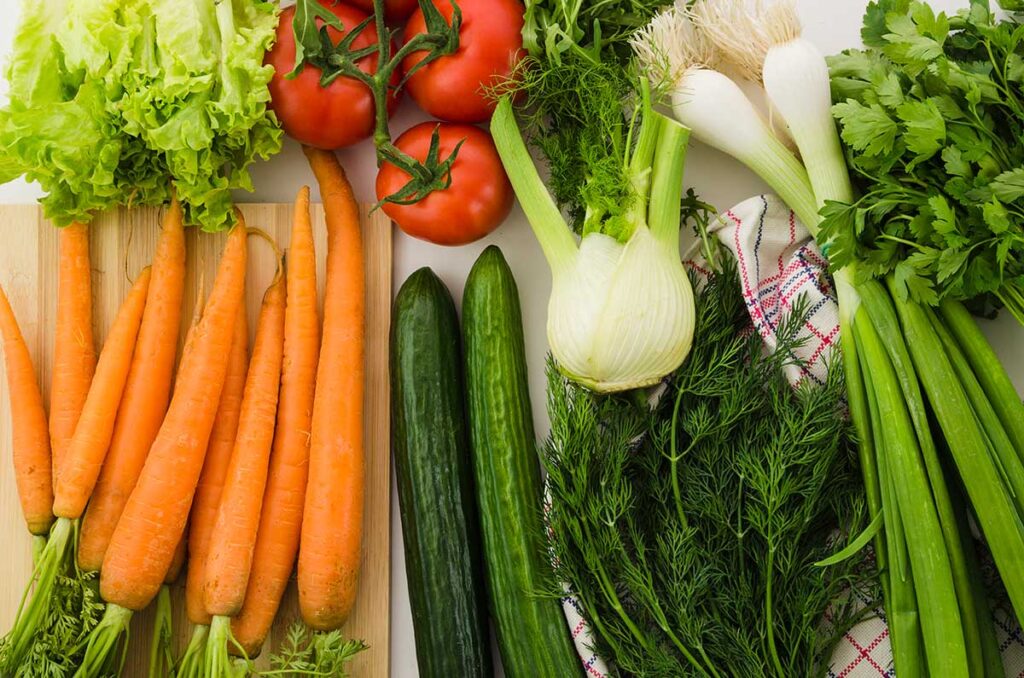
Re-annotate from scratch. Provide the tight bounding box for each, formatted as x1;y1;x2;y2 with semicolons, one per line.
376;123;514;245
401;0;525;123
266;3;399;149
348;0;419;21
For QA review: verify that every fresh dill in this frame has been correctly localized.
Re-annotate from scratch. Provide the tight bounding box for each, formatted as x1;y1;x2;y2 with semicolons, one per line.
508;0;667;234
542;259;875;677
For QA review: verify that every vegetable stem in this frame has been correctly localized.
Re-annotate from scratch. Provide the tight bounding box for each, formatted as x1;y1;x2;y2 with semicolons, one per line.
939;300;1024;456
648;117;691;250
491;97;578;272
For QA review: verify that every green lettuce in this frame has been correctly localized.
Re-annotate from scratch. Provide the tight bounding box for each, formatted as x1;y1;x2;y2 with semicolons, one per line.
0;0;282;231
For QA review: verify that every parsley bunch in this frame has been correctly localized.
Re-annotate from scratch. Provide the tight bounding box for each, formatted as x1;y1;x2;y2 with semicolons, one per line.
822;0;1024;322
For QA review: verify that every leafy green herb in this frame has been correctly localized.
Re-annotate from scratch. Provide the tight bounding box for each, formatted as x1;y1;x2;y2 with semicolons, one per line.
0;554;104;677
823;0;1024;322
542;260;873;677
264;623;367;677
505;0;665;234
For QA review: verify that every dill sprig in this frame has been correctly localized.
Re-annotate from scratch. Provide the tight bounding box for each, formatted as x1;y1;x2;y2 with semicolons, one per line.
543;260;875;677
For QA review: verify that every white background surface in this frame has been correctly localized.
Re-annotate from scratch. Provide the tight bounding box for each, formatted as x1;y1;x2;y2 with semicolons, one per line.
1;1;1020;676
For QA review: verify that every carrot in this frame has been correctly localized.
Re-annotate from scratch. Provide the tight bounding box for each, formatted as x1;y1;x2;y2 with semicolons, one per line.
50;221;95;481
166;530;188;584
231;188;320;656
177;304;248;678
2;262;148;671
53;267;151;519
204;269;286;675
0;284;53;536
186;304;249;625
102;220;247;610
78;200;186;571
298;147;366;631
77;220;248;677
204;271;285;616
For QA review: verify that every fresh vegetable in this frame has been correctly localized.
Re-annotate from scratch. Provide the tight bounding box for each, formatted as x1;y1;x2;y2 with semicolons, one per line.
177;301;249;678
544;260;872;677
824;0;1024;322
266;2;399;150
150;582;176;678
490;0;696;391
376;123;514;245
54;268;150;520
392;268;492;678
152;535;187;678
0;0;282;231
491;89;696;392
0;284;53;537
187;305;249;625
78;200;186;572
286;0;470;205
633;3;1024;676
1;266;150;673
205;269;286;677
78;222;248;675
299;147;366;632
349;0;419;21
230;188;320;658
261;623;367;677
462;246;581;677
50;222;95;481
402;0;525;123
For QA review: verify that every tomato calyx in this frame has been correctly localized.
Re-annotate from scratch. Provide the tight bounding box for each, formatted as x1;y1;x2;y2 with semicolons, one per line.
287;0;467;205
376;124;467;207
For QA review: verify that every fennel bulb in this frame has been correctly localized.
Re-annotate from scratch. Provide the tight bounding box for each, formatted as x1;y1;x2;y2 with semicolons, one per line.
490;93;696;393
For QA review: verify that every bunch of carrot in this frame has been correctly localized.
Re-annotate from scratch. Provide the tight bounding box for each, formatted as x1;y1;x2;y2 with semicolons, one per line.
0;147;368;677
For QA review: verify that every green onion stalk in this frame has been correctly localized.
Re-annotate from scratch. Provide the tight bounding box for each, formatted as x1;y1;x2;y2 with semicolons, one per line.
634;2;1024;677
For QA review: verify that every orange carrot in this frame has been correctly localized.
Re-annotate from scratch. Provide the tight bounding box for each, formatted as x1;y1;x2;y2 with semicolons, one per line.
101;221;247;611
52;268;151;519
298;147;365;631
204;270;286;617
166;530;188;584
0;284;53;535
203;271;286;676
50;221;95;481
186;304;249;626
79;220;249;678
78;201;186;571
231;188;320;656
2;260;148;670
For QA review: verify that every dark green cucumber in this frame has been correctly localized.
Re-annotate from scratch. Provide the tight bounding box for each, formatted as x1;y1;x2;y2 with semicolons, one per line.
391;268;492;678
462;246;582;678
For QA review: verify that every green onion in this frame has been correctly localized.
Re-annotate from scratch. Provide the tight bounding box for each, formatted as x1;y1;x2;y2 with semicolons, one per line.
889;282;1024;623
855;313;967;677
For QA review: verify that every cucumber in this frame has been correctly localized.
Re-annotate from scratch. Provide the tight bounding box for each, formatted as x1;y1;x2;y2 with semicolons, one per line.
391;267;492;678
462;246;582;678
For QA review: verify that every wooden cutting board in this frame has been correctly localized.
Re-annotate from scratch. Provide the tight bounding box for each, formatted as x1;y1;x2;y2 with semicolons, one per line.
0;203;392;676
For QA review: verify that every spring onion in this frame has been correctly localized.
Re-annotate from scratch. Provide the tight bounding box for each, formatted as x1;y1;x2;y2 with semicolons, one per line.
635;2;1024;676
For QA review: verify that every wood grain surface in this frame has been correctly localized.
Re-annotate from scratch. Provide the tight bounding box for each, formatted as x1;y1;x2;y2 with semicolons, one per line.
0;203;392;677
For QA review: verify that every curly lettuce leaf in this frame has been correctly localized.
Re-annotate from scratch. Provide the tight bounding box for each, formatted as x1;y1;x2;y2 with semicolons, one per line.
0;0;281;230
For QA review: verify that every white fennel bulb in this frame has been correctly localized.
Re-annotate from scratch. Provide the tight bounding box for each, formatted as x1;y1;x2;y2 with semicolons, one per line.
490;92;697;393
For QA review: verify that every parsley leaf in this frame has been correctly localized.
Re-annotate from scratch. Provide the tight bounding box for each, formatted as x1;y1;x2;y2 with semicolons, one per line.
833;100;900;156
829;1;1024;320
